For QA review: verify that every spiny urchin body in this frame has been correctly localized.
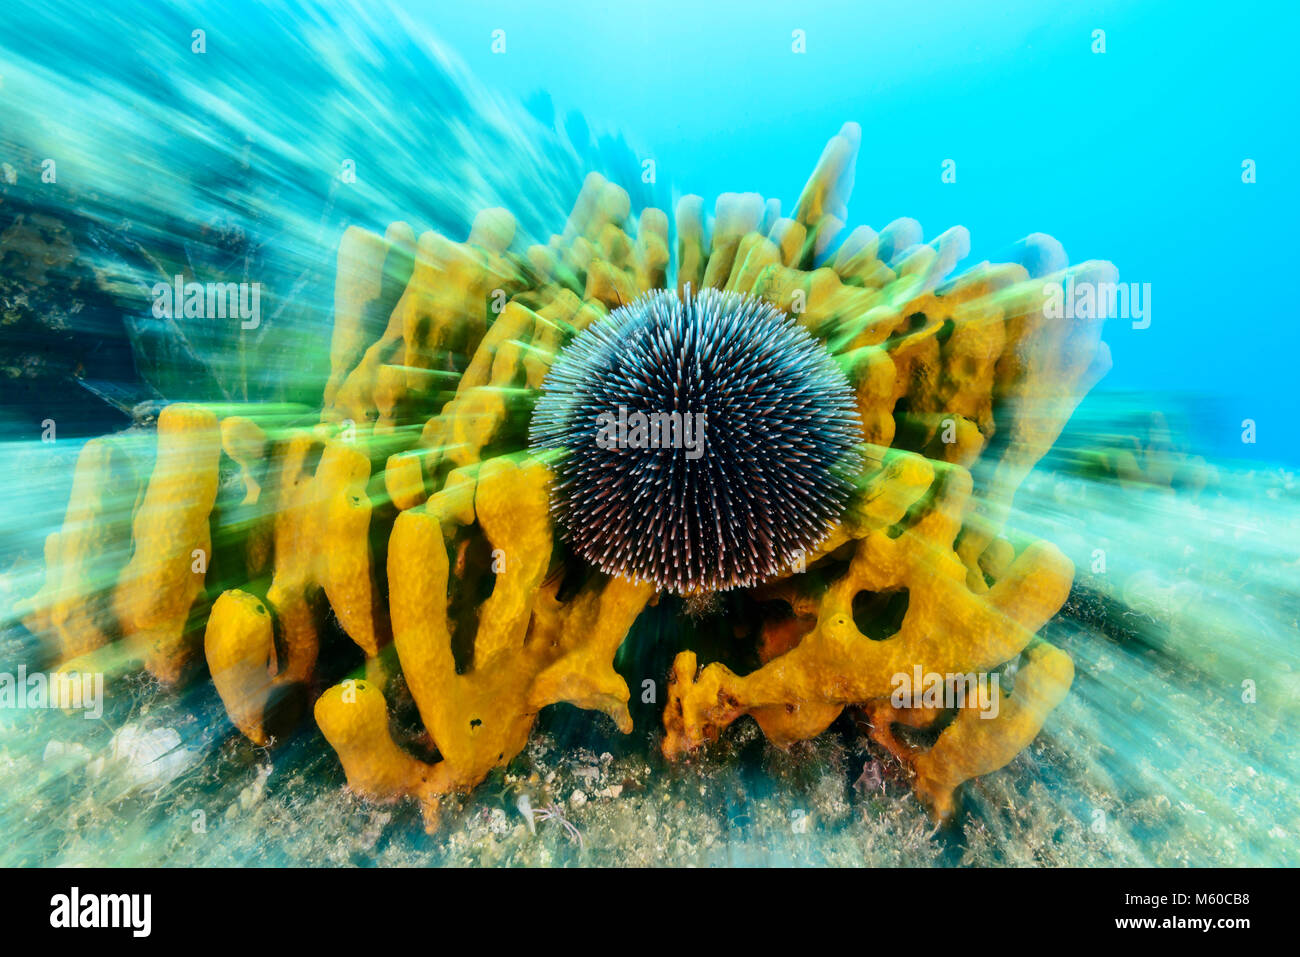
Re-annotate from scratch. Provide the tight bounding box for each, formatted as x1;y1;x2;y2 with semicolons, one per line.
530;288;863;594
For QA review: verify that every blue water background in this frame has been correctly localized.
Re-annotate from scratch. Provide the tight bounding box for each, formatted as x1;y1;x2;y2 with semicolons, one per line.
417;0;1300;464
3;0;1297;463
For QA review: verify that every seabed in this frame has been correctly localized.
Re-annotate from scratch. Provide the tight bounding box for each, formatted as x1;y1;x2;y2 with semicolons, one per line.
1;443;1294;867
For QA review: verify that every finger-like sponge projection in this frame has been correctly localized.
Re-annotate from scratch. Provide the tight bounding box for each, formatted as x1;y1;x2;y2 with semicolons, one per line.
530;287;863;594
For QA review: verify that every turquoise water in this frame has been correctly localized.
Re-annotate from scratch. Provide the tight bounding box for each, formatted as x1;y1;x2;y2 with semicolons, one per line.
418;0;1300;463
5;0;1297;459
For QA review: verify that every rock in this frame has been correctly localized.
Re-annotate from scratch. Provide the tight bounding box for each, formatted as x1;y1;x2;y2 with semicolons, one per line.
110;724;197;792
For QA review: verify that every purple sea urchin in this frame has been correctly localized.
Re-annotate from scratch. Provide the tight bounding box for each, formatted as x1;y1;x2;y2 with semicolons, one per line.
529;287;863;594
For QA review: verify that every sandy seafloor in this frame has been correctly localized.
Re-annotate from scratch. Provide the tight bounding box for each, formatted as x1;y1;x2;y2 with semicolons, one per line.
0;451;1296;868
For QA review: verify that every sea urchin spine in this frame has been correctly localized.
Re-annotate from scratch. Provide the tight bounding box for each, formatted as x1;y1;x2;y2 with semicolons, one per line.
530;287;863;594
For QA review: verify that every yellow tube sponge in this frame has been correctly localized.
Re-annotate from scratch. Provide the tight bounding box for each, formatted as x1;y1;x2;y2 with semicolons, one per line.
866;640;1075;819
262;433;327;686
316;441;389;657
662;462;1075;814
324;222;416;409
205;432;388;743
315;455;651;828
111;404;221;685
24;123;1108;833
314;679;448;827
204;589;279;746
27;435;143;662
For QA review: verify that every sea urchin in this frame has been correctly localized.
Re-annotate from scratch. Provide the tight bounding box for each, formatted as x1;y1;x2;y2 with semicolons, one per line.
529;287;863;594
